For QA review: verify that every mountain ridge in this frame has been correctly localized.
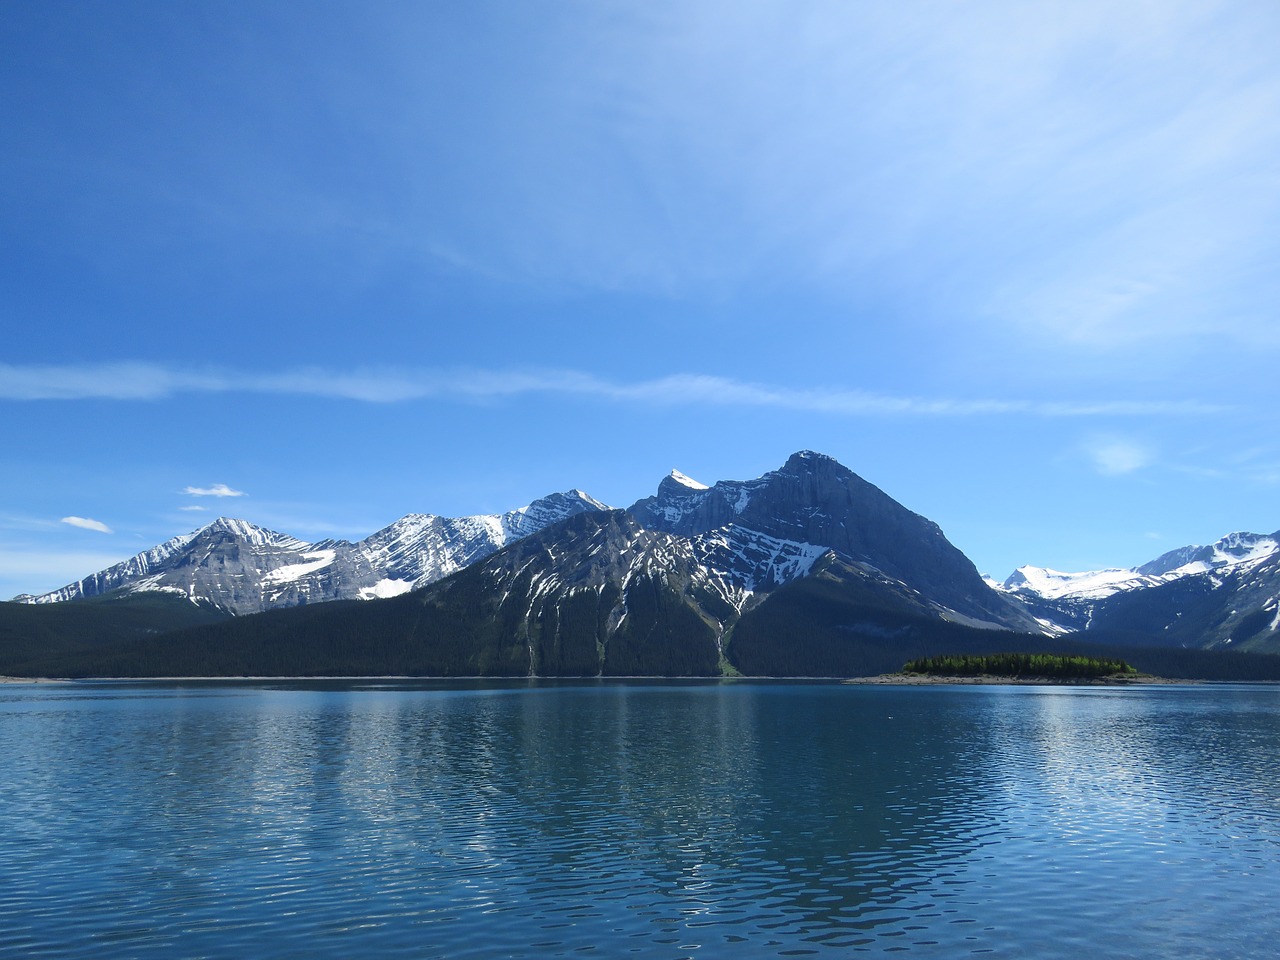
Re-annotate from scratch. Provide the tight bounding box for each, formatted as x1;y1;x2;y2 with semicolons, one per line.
997;530;1280;649
8;452;1279;676
16;490;611;613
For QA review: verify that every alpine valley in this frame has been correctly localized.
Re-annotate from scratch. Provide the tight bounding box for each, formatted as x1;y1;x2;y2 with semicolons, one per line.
4;452;1279;679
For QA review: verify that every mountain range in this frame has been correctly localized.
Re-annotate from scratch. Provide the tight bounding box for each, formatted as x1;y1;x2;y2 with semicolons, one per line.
4;451;1279;678
15;490;608;613
995;530;1280;651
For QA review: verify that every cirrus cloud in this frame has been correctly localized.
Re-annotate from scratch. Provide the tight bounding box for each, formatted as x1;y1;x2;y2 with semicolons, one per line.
0;362;1231;418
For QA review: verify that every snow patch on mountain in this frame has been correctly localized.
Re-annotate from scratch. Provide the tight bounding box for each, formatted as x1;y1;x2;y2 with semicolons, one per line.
688;525;828;593
21;525;220;604
1002;565;1152;600
1137;531;1279;578
357;579;415;600
262;550;337;585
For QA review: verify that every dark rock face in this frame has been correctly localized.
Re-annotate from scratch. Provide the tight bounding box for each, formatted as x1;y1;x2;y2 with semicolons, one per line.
631;451;1037;630
399;510;732;677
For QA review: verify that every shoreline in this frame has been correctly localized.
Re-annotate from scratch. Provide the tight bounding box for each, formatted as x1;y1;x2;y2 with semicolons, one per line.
845;672;1190;686
3;672;1206;685
0;675;71;683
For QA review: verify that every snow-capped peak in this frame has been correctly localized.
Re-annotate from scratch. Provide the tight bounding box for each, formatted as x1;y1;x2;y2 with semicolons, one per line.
668;469;709;491
1001;565;1150;600
203;517;310;551
18;490;612;613
1002;530;1279;602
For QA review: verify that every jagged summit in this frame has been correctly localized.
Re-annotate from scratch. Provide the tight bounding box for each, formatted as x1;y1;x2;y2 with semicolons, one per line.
1136;530;1280;577
668;469;709;491
629;451;1038;631
203;517;311;549
656;470;709;500
781;449;837;468
19;490;611;613
1001;564;1143;601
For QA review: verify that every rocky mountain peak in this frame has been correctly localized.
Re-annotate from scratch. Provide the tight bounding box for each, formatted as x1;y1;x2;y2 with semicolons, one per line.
780;450;838;471
626;452;1035;630
18;488;611;613
657;469;709;499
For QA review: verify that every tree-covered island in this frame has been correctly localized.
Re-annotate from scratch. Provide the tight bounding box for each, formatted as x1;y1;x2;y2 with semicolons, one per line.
902;652;1139;680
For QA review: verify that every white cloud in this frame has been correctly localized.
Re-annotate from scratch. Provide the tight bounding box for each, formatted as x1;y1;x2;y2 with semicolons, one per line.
0;361;1230;419
60;516;113;534
1083;437;1153;476
183;484;246;498
178;505;209;512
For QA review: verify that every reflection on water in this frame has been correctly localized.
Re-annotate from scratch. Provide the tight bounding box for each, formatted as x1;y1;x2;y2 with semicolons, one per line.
1;681;1279;958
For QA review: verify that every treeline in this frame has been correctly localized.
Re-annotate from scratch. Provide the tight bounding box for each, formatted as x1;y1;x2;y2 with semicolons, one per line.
903;652;1137;678
8;572;1280;682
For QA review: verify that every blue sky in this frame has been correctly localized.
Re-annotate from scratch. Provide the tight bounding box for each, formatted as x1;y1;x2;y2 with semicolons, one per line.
3;0;1278;599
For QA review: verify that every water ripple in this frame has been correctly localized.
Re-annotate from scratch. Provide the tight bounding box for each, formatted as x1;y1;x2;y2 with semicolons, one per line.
2;681;1280;958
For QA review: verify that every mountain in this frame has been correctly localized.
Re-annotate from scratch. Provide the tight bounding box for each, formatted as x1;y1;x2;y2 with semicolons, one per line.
15;491;610;615
11;452;1279;678
12;453;1051;678
26;507;1056;680
998;531;1280;651
630;451;1040;632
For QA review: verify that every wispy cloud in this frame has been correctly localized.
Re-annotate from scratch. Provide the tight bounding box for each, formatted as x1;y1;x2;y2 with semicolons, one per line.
0;362;1229;418
60;516;113;534
1082;437;1154;476
183;483;245;498
178;505;209;512
455;0;1280;354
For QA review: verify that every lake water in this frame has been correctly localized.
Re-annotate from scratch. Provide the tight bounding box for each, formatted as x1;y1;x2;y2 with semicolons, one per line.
2;680;1278;959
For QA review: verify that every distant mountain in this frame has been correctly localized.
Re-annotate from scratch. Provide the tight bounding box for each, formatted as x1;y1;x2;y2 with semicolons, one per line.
998;531;1280;651
15;491;610;614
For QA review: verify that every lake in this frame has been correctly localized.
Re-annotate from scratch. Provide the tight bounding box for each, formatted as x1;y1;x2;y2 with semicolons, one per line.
2;679;1278;958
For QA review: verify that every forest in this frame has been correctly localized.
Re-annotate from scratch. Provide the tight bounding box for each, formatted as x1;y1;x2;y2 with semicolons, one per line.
903;652;1137;679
